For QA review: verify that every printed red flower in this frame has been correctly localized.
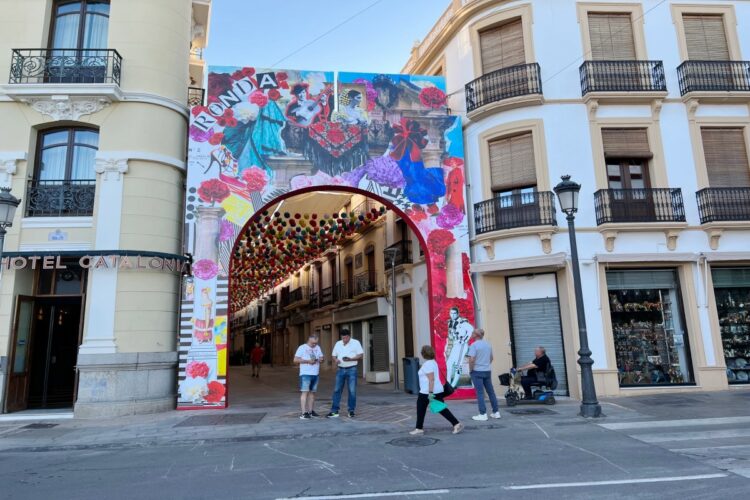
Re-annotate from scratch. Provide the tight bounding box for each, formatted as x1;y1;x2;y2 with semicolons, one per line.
208;72;233;101
231;70;245;81
216;108;235;127
406;206;427;222
279;80;289;90
268;88;281;101
242;166;269;192
186;361;210;379
191;105;209;117
205;381;226;403
197;178;230;204
193;259;219;280
242;67;256;78
327;128;346;145
419;86;447;109
427;229;455;255
208;132;224;145
249;90;268;107
443;157;464;168
276;71;288;81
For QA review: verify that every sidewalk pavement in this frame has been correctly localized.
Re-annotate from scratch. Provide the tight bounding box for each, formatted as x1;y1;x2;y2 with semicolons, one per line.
1;364;747;453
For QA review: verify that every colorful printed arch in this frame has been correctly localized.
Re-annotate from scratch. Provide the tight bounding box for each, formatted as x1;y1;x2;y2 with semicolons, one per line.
179;68;475;408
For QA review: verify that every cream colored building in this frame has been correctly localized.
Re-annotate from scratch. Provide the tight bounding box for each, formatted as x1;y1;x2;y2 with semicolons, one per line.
0;0;211;417
405;0;750;398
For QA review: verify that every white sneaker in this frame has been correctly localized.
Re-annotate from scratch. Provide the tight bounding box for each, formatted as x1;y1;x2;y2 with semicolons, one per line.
490;412;502;419
472;414;488;421
452;423;465;434
409;429;425;436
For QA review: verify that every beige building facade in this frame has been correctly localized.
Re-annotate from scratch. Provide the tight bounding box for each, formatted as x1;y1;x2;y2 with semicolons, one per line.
0;0;211;417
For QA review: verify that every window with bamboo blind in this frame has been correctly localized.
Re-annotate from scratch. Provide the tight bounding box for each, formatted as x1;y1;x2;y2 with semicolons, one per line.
588;13;636;60
601;128;652;159
682;14;730;60
701;128;750;187
479;18;525;74
489;132;536;192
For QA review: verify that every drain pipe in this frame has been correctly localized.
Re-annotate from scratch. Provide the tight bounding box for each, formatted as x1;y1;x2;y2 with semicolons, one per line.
462;126;482;327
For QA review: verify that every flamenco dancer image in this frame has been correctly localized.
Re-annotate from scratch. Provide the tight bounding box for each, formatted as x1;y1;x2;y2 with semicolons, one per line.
193;287;215;343
445;307;474;387
389;119;445;206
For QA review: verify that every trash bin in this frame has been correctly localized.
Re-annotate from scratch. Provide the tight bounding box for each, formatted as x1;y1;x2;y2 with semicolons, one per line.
402;357;420;394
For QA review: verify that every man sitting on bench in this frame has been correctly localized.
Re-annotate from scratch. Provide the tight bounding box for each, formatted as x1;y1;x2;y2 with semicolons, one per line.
515;346;551;399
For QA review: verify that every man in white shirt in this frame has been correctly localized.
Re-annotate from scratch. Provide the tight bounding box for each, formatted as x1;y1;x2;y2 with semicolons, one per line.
293;334;324;419
326;329;364;418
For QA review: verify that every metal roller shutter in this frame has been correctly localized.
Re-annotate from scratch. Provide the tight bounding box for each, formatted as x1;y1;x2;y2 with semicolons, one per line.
510;297;568;395
370;316;389;372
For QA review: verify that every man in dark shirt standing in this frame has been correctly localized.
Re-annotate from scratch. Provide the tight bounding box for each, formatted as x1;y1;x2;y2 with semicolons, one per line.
515;346;551;399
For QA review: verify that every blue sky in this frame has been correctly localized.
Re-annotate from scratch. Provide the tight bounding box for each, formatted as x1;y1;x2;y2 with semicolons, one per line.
204;0;451;74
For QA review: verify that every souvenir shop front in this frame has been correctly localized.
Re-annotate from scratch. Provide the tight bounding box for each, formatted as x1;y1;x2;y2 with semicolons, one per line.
606;269;695;387
712;267;750;384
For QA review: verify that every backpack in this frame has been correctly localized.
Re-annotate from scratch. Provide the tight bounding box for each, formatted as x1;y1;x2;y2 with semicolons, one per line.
545;363;558;391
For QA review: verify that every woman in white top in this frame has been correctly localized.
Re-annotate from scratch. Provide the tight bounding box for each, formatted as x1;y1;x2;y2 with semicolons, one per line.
411;345;464;435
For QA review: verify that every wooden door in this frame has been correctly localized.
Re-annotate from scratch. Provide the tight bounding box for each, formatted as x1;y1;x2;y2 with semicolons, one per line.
607;160;654;221
6;296;35;412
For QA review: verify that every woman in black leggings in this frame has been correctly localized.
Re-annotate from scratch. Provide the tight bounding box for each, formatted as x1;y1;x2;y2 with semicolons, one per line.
410;345;463;435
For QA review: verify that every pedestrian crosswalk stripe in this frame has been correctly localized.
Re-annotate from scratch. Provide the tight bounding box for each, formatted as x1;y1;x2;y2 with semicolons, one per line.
632;428;750;443
600;416;750;430
503;473;727;490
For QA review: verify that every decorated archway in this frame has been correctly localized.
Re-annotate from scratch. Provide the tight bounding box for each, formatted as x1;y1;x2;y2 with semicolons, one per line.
178;68;474;409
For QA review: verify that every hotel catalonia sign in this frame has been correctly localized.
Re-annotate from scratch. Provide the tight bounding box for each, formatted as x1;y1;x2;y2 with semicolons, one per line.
1;254;190;273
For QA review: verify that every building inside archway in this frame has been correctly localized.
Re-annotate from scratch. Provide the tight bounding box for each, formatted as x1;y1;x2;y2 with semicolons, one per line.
228;191;428;395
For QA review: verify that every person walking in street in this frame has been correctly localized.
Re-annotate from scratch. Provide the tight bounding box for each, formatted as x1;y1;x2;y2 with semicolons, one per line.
327;329;364;418
250;342;265;378
411;345;463;435
467;329;501;421
293;334;324;419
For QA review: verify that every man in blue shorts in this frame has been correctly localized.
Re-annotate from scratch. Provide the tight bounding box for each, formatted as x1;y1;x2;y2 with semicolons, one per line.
294;334;324;419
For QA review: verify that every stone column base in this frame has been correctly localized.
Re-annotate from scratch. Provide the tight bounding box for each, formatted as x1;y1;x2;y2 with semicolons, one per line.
74;351;177;418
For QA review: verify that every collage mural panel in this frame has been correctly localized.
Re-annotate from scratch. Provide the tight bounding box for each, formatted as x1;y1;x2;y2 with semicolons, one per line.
179;67;475;408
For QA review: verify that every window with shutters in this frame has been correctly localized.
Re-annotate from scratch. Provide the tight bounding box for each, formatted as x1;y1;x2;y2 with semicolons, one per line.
601;128;656;222
489;132;537;195
701;128;750;188
682;14;730;60
479;18;525;74
588;13;636;60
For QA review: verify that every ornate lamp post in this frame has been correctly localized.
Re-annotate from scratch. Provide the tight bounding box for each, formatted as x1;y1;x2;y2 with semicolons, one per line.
554;175;602;418
383;246;400;391
0;187;21;272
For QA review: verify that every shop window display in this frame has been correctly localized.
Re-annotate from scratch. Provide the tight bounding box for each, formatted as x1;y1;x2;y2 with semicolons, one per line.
712;268;750;384
607;270;694;386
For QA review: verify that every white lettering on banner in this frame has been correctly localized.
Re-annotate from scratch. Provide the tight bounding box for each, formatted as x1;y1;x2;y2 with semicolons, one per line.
191;76;258;132
1;255;189;274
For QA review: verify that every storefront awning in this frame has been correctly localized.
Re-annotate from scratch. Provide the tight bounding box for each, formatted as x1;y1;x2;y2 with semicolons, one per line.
470;252;567;274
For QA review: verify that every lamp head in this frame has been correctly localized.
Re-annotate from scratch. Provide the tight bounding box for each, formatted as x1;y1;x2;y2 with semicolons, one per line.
553;175;581;216
0;187;21;229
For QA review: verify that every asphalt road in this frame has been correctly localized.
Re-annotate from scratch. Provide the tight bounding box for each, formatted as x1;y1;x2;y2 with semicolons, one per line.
2;415;749;500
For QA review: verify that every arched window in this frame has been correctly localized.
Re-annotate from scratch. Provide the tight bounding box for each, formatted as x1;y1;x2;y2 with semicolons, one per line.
28;127;98;217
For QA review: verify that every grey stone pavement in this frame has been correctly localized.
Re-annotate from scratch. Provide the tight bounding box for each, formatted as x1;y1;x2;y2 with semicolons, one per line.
2;366;750;499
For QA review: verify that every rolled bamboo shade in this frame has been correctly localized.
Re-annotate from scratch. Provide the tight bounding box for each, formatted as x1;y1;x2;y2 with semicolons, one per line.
479;19;525;74
588;13;636;60
683;14;730;60
489;132;536;192
701;128;750;187
602;128;652;159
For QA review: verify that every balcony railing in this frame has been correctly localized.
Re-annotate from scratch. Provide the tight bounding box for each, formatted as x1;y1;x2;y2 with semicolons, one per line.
594;188;686;225
289;287;307;304
580;60;666;95
351;198;383;222
188;86;205;107
384;239;413;270
465;63;542;113
10;48;122;85
309;290;319;309
677;61;750;95
26;179;96;217
474;191;557;235
336;280;352;302
354;271;378;296
696;188;750;223
320;286;334;307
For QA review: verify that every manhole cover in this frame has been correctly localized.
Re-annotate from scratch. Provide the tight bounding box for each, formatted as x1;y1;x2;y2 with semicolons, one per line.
22;423;59;429
507;408;556;415
387;437;439;447
174;412;266;427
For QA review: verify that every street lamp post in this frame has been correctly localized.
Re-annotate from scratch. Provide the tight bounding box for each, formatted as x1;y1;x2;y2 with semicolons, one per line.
0;187;21;271
384;246;399;391
554;175;602;418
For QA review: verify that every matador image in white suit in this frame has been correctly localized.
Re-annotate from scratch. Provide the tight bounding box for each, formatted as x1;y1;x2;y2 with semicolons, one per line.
445;307;474;387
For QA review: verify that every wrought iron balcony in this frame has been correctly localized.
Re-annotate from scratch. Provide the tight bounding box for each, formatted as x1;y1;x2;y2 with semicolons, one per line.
677;61;750;95
309;290;319;309
320;286;334;307
594;188;686;225
336;280;352;302
696;188;750;223
354;271;378;296
474;191;557;235
289;287;307;304
580;60;666;95
10;49;122;85
465;63;542;113
384;239;413;270
26;179;96;217
188;86;205;106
